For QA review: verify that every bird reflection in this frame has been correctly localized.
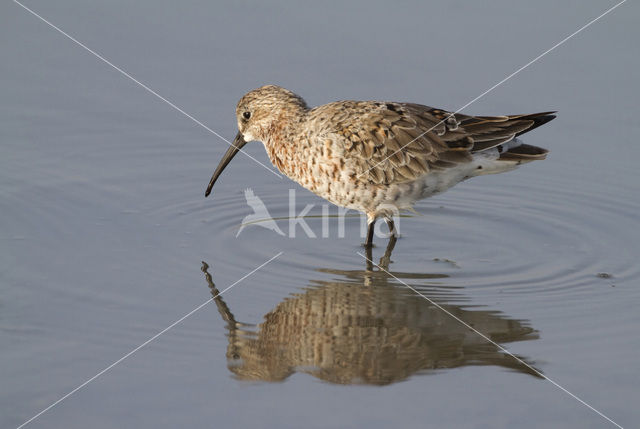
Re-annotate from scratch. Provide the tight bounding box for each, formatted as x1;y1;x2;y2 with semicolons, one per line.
201;239;541;385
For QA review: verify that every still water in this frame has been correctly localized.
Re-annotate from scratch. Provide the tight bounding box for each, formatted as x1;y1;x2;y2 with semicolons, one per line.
2;1;639;428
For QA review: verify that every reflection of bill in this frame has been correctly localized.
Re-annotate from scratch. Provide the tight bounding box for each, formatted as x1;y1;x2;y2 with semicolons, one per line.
201;252;541;385
236;188;284;237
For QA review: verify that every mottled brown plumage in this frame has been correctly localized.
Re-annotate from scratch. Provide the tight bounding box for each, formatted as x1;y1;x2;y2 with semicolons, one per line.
201;261;541;384
205;85;555;244
305;100;553;186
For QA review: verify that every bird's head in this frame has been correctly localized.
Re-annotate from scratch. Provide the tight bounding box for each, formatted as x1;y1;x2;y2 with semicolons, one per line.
205;85;307;197
235;85;307;142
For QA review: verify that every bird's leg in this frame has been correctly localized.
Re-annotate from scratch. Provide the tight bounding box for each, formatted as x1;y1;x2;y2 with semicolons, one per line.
385;218;398;238
365;242;374;271
379;236;397;269
365;218;376;248
379;219;398;269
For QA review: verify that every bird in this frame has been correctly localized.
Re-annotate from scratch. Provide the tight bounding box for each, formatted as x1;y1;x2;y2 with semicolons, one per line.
236;188;285;237
205;85;555;247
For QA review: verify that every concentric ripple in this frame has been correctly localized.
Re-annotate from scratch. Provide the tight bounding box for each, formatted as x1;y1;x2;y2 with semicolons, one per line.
161;165;640;300
405;173;640;296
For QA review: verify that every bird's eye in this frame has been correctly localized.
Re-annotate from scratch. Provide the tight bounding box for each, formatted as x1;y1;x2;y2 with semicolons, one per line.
242;111;251;120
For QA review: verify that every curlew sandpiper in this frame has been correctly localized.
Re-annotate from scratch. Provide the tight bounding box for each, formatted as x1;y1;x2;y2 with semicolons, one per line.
205;85;555;247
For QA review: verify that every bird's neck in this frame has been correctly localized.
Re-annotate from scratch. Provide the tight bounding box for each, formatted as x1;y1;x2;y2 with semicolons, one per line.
263;110;308;177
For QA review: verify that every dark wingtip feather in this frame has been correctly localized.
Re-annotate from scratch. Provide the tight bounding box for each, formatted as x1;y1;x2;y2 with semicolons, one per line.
515;112;557;137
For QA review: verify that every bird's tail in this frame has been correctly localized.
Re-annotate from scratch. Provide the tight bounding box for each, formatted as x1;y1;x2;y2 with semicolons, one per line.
498;143;549;163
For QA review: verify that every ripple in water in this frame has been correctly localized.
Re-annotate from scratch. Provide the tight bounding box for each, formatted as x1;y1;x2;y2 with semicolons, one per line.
158;159;639;301
420;175;640;296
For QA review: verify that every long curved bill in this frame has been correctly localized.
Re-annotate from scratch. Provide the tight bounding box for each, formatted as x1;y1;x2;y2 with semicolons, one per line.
205;132;247;197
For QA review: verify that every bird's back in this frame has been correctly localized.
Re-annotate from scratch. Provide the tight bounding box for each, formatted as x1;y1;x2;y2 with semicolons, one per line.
306;100;554;186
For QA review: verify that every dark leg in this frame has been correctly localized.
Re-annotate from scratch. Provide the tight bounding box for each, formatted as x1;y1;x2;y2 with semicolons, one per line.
365;241;374;271
386;218;397;238
379;219;397;268
365;218;376;248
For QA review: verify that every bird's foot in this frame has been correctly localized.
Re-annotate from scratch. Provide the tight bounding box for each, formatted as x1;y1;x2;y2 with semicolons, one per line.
379;255;392;269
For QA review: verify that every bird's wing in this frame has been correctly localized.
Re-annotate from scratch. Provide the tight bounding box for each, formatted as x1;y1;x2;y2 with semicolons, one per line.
317;101;554;185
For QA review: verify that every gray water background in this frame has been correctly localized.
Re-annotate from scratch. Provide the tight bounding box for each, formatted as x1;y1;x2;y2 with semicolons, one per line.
2;1;639;428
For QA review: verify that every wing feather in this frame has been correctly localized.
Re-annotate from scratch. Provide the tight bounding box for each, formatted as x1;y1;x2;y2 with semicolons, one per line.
309;101;555;185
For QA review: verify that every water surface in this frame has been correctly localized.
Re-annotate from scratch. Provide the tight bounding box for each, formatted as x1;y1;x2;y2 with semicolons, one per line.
2;1;639;428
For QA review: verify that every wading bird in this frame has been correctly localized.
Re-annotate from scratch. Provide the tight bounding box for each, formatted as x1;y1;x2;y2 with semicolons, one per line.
205;85;554;247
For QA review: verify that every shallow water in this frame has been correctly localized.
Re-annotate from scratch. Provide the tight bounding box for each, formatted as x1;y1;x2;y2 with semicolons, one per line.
2;1;639;428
